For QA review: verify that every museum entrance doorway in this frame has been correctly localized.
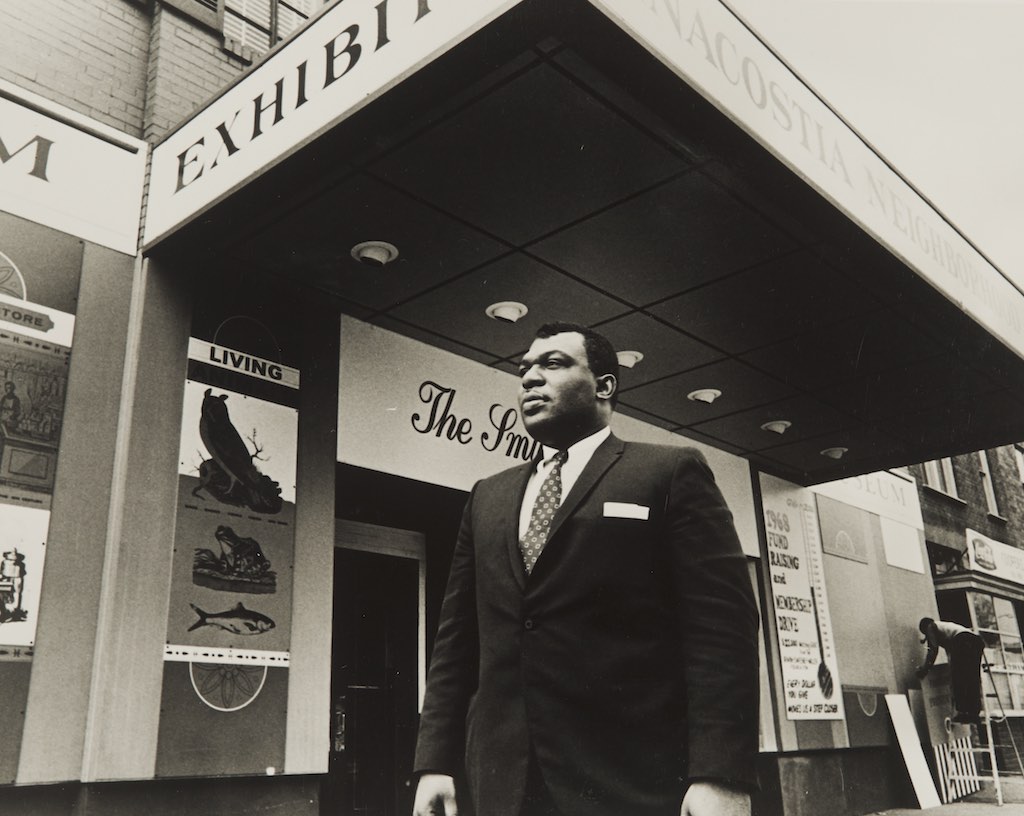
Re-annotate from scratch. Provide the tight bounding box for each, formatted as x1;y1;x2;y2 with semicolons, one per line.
322;522;424;816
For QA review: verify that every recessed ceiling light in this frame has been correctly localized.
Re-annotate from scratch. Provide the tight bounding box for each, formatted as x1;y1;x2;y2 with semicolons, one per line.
485;301;528;323
760;420;792;435
350;241;399;266
617;350;644;369
820;446;849;460
687;388;721;404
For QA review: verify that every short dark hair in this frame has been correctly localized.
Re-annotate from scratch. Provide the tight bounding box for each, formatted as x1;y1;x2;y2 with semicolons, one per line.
535;321;619;406
919;617;934;634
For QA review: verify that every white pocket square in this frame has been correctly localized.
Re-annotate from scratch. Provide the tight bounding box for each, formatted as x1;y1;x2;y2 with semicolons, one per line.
603;502;650;520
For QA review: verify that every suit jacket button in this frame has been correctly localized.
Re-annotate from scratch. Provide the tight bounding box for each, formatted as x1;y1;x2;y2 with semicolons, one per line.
524;618;534;630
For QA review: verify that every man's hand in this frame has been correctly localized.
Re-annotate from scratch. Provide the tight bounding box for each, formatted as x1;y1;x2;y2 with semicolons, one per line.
680;780;750;816
412;773;458;816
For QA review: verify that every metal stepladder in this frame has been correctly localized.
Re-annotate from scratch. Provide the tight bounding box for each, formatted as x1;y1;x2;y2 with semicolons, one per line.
975;652;1024;806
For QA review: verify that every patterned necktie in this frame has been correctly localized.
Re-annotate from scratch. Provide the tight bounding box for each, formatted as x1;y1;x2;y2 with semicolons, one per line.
520;450;568;574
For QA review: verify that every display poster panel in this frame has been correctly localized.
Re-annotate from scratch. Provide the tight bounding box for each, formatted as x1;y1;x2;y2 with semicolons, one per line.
0;292;75;660
760;474;845;720
165;339;299;716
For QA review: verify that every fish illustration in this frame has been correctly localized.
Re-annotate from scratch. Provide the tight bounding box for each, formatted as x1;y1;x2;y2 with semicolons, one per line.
188;602;276;635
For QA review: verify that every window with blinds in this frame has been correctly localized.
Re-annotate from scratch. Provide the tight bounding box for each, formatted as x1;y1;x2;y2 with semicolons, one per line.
922;457;958;498
223;0;317;55
978;451;1002;517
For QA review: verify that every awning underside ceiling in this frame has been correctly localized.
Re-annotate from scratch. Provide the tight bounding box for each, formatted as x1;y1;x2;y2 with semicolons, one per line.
193;8;1024;486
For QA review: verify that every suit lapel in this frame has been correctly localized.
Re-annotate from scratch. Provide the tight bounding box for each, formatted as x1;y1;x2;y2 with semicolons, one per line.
505;460;536;591
543;434;625;553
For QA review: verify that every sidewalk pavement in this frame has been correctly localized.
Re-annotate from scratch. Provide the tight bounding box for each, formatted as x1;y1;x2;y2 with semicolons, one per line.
865;778;1024;815
867;806;1018;816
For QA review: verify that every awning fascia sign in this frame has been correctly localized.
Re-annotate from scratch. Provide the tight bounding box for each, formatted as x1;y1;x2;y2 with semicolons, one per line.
811;470;923;531
0;79;147;255
588;0;1024;362
142;0;524;249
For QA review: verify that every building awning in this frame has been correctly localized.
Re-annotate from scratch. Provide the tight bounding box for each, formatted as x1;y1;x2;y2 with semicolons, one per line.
142;0;1024;486
934;572;1024;604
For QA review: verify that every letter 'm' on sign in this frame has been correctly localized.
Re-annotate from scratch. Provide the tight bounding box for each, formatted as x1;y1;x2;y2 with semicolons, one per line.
0;134;54;181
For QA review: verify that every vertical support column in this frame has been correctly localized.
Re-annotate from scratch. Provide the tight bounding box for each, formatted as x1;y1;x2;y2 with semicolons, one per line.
16;245;137;784
79;253;193;781
284;299;339;774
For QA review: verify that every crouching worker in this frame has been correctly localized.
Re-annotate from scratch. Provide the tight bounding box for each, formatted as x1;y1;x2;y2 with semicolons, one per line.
916;617;985;724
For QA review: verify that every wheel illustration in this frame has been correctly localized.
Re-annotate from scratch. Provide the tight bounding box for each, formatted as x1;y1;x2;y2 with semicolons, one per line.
0;253;26;299
189;662;267;711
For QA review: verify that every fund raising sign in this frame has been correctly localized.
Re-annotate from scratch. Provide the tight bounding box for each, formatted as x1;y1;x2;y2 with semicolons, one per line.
760;474;844;721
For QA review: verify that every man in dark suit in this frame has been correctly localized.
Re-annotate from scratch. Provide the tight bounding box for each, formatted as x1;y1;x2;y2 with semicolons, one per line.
412;322;759;816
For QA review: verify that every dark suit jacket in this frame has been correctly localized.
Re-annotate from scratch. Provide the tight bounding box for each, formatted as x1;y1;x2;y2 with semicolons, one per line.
414;435;759;816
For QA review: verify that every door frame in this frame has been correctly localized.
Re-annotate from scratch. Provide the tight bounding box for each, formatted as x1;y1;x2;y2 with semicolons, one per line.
334;519;427;710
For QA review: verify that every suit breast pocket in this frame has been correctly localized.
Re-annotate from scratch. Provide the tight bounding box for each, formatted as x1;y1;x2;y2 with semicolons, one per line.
571;512;659;580
602;501;651;521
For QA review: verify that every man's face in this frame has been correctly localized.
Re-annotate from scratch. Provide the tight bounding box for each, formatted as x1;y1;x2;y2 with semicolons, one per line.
517;331;607;447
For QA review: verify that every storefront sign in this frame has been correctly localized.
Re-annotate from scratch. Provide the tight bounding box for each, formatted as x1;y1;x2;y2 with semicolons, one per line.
813;470;922;530
967;529;1024;586
410;379;542;461
760;474;845;720
338;318;542;491
405;374;766;548
0;79;146;254
188;338;299;389
0;298;54;334
337;318;760;554
143;0;521;247
589;0;1024;362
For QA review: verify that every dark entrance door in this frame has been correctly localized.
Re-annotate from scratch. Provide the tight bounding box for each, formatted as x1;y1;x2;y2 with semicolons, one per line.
322;546;419;816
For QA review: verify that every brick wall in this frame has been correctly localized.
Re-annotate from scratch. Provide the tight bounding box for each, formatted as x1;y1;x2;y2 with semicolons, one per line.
915;446;1024;554
144;3;250;142
0;0;150;137
0;0;255;142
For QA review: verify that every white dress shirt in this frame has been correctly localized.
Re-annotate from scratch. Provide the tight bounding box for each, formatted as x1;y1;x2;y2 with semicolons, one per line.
518;426;612;539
